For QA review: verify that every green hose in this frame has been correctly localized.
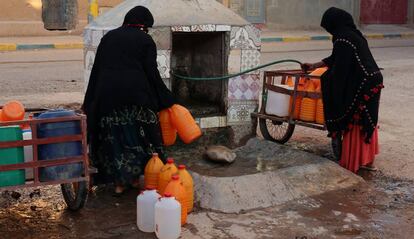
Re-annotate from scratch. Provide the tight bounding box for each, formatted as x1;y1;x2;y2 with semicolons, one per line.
170;59;303;81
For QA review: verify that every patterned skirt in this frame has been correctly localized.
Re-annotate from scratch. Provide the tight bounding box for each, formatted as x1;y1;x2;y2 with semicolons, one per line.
91;105;166;185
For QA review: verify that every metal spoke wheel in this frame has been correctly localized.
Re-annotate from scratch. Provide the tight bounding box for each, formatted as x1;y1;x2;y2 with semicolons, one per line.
61;181;88;211
259;118;295;144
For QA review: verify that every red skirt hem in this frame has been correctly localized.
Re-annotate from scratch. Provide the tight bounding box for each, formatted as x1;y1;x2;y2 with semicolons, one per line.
339;125;379;173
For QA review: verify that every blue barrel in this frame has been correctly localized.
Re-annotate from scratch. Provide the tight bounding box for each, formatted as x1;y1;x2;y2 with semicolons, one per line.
37;110;83;182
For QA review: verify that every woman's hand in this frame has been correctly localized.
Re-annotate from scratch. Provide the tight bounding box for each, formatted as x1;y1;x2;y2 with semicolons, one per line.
301;63;315;72
302;61;327;72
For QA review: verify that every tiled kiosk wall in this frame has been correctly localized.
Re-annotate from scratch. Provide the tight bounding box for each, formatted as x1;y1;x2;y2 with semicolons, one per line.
84;24;261;133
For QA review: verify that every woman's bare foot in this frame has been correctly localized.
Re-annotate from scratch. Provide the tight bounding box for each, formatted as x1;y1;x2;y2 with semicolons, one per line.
113;185;125;197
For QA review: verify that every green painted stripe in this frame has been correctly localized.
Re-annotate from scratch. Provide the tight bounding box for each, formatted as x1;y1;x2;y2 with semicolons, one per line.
16;44;55;50
310;36;331;41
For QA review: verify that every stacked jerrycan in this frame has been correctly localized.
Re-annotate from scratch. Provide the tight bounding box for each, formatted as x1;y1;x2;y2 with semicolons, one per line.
157;158;178;195
164;175;188;225
144;153;164;189
137;187;161;233
155;193;181;239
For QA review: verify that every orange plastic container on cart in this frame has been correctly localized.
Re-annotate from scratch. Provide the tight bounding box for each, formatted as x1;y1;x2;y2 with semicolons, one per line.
299;81;317;122
144;153;164;189
178;165;194;212
0;110;4;122
315;99;325;124
159;109;177;146
289;78;306;119
157;158;178;195
309;67;328;77
164;174;188;225
2;101;25;121
170;104;202;144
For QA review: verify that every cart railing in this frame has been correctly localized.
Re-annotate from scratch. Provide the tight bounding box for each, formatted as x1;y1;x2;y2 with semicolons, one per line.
0;114;89;190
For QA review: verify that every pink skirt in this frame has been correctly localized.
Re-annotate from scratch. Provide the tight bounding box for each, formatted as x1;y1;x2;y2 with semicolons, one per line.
339;125;379;173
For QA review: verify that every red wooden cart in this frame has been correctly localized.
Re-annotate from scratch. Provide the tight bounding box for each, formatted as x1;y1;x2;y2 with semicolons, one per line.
0;113;91;211
250;70;343;157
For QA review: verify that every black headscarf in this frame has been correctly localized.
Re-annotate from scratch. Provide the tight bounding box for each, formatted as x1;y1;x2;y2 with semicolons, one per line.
123;6;154;28
320;7;383;142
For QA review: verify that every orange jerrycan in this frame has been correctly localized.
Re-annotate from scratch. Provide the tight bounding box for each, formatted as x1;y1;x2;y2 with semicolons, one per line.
144;153;164;189
289;78;305;119
178;165;194;212
170;104;202;144
285;76;294;87
2;101;25;121
315;99;325;125
299;81;317;122
164;174;188;225
157;158;178;195
0;110;4;122
159;109;177;146
309;67;328;77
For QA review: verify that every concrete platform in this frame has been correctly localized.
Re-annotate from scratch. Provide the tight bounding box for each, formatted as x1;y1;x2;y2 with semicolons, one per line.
174;138;364;213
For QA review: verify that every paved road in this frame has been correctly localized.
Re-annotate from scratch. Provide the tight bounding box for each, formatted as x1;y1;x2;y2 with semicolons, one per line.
0;39;413;180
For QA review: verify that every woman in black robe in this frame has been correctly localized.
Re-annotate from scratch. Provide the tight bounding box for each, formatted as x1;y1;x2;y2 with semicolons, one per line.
82;6;176;194
303;7;383;173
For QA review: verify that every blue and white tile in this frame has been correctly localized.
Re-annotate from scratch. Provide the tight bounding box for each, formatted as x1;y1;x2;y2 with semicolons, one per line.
230;25;261;50
91;29;104;47
216;25;231;32
191;24;216;32
171;26;191;32
228;49;241;74
227;100;258;125
241;49;260;73
157;50;171;79
149;27;171;50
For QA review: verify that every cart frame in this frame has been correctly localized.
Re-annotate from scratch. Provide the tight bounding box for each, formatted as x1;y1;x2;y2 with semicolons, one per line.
0;114;91;210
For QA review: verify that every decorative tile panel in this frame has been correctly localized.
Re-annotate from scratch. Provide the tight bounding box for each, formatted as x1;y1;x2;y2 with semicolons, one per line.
228;49;241;74
230;25;261;50
216;25;232;32
199;116;227;129
84;50;96;89
83;29;92;46
227;100;258;125
171;26;191;32
149;27;171;50
91;29;104;47
191;24;216;32
228;74;261;100
157;50;171;79
162;78;172;90
241;49;260;73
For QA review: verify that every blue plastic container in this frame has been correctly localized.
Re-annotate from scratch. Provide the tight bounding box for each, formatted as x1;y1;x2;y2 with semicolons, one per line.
37;110;83;182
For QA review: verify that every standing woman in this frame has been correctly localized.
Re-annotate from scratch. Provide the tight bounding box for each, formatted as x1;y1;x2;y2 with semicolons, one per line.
303;7;383;173
82;6;176;195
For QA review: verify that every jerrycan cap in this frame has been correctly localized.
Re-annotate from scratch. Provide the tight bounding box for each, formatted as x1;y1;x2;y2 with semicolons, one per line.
171;175;180;180
178;165;186;170
152;153;159;157
145;185;156;191
164;193;173;197
167;158;174;164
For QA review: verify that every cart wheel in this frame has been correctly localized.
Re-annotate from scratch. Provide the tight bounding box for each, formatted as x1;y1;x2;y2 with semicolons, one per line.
259;118;295;144
61;181;88;211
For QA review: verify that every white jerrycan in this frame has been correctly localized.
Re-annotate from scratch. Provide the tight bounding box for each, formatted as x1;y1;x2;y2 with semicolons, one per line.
137;188;161;232
155;193;181;239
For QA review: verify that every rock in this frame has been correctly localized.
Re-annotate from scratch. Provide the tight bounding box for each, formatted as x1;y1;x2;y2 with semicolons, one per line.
29;189;41;199
205;146;237;164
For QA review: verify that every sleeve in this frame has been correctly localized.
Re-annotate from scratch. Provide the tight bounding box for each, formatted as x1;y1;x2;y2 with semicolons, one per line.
142;39;177;111
82;39;104;114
